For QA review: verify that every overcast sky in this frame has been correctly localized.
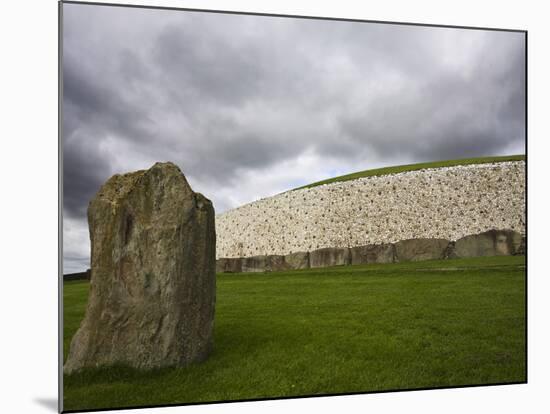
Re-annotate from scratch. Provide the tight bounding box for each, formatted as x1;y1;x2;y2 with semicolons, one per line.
62;3;525;273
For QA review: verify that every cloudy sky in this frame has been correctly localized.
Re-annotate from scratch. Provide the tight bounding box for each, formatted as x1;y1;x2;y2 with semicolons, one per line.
62;3;525;273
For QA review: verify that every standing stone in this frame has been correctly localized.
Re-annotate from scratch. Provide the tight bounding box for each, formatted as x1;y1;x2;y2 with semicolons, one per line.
394;238;450;262
309;247;351;268
64;162;216;373
350;244;395;265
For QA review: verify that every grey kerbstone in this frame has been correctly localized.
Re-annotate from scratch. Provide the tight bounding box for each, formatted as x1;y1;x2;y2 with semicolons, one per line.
350;244;395;264
241;256;267;272
454;229;523;258
64;162;216;373
285;251;310;269
241;255;289;272
309;247;351;268
395;238;450;262
216;258;242;273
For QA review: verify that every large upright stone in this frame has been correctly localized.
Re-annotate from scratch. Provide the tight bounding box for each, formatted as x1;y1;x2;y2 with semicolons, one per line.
64;162;216;373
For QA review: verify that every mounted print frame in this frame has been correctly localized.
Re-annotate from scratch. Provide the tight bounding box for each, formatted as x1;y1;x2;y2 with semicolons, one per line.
60;1;527;412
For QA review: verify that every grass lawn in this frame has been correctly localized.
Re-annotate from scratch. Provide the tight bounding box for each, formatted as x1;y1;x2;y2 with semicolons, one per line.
63;255;526;412
293;154;525;190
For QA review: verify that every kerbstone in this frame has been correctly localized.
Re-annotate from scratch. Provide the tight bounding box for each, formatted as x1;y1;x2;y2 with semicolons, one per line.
285;251;310;269
216;258;242;273
241;255;289;272
395;238;450;262
454;229;523;258
309;247;351;268
350;244;395;264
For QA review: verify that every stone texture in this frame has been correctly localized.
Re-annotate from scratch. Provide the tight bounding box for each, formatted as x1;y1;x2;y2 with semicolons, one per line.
443;242;456;259
350;244;395;265
453;229;523;258
241;256;267;273
285;251;310;270
309;247;351;268
395;238;450;262
216;258;242;273
63;162;216;374
265;255;290;272
241;255;289;272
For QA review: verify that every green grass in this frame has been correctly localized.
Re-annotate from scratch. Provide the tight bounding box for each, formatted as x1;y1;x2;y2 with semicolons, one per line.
293;154;525;190
63;255;526;411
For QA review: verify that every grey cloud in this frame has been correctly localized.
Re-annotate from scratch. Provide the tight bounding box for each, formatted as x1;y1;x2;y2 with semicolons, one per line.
62;133;113;219
63;47;156;145
338;37;525;162
152;24;265;105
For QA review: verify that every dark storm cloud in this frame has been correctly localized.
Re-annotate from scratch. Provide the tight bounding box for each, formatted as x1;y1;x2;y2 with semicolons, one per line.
62;135;112;219
338;63;525;161
63;45;156;147
62;3;525;272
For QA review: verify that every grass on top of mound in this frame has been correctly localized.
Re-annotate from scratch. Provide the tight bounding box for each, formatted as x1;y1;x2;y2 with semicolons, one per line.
63;255;526;412
293;154;525;191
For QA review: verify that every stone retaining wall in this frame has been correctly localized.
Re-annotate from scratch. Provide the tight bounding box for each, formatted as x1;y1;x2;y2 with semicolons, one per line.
216;229;526;273
216;162;525;259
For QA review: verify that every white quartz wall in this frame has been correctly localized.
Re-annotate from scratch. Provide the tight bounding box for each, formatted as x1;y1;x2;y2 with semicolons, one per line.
216;161;525;259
